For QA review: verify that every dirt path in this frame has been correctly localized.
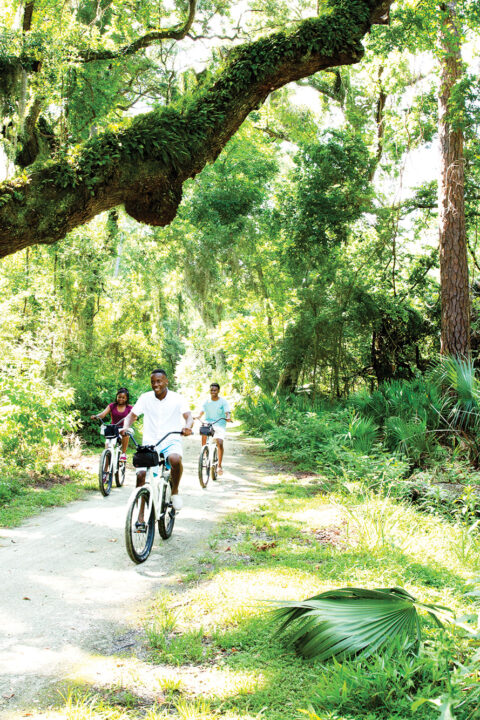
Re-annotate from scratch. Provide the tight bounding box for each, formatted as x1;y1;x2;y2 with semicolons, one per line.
0;431;268;718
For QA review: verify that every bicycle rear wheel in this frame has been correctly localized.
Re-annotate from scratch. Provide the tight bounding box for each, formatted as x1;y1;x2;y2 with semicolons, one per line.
211;446;219;481
158;475;175;539
198;445;210;488
125;486;155;563
99;449;113;496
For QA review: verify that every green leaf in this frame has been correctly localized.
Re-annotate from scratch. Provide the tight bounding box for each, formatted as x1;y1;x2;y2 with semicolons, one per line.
272;587;450;661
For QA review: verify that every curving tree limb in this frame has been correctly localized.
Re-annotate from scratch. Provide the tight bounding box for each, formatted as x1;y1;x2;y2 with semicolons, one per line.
0;0;393;259
79;0;197;61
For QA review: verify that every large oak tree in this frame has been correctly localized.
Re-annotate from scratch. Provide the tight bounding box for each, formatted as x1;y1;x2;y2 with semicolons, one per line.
0;0;392;259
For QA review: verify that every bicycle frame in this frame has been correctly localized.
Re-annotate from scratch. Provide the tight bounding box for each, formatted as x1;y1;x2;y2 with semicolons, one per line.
127;430;181;520
99;420;123;472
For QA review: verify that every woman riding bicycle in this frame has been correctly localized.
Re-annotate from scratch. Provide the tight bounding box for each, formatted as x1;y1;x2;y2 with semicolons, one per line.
91;387;132;461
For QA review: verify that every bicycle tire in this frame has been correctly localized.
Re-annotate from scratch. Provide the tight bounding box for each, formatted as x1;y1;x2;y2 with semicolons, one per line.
198;445;210;488
115;458;126;487
99;449;113;496
158;474;175;539
125;486;155;563
211;446;219;481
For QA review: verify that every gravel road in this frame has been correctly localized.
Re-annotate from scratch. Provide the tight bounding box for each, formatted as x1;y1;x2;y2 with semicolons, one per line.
0;431;265;717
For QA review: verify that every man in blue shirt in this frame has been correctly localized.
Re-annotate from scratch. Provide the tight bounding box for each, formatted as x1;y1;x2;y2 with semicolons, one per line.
196;383;232;475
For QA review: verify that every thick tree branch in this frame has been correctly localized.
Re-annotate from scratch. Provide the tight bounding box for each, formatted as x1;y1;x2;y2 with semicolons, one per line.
79;0;197;61
0;0;393;259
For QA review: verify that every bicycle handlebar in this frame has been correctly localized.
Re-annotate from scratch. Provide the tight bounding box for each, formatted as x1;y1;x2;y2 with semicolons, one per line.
201;417;227;426
94;417;126;427
126;429;183;449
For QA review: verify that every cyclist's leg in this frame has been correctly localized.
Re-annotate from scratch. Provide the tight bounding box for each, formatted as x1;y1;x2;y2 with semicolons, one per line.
214;426;226;471
168;454;183;495
216;439;224;471
136;468;146;487
120;433;129;457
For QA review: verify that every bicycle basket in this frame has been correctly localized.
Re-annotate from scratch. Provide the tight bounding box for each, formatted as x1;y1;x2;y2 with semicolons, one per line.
132;446;159;468
200;424;215;437
102;424;118;438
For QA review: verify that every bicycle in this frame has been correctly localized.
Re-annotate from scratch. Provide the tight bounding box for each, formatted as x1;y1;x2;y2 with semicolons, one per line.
198;418;226;488
96;418;127;496
124;429;182;564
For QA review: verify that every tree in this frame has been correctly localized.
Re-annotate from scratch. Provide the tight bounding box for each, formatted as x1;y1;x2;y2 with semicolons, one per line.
438;1;469;355
0;0;393;258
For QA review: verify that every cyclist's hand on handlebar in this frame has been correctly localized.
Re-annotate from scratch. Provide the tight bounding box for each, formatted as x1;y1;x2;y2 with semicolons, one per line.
91;414;99;420
227;417;233;422
181;427;193;436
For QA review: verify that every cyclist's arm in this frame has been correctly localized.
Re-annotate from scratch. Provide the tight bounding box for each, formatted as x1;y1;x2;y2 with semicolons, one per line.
182;410;194;435
91;405;111;420
194;411;205;420
226;411;233;422
120;410;138;435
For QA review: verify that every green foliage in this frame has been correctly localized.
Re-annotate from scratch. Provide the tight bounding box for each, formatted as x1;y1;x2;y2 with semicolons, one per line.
0;370;77;471
273;587;447;661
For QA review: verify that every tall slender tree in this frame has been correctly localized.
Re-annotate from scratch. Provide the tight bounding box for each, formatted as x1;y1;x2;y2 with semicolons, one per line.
438;0;469;355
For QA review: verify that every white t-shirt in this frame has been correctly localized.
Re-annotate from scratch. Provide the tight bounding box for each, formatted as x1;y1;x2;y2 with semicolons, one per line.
132;390;189;445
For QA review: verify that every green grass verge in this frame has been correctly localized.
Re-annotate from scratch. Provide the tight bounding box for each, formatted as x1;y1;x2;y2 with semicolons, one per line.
0;465;96;527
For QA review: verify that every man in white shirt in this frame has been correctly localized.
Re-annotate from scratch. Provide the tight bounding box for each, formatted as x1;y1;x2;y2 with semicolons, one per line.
121;368;193;511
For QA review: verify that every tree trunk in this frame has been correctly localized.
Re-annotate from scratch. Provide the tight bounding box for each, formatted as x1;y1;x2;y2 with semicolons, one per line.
438;1;469;356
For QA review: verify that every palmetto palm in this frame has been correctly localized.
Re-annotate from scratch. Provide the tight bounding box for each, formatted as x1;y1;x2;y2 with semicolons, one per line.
273;587;449;661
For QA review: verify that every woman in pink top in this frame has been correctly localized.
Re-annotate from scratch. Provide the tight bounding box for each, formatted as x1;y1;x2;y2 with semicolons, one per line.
91;388;132;460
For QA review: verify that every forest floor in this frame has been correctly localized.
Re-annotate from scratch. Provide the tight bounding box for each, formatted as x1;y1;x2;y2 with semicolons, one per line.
0;428;286;719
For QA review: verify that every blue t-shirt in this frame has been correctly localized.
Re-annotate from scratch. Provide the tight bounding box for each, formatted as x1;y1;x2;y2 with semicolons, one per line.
202;397;230;429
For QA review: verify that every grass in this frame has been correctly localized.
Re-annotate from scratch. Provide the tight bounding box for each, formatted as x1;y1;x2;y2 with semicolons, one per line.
0;442;99;527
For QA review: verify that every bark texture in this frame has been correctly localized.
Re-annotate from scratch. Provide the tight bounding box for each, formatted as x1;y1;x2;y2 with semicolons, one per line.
438;1;469;356
0;0;392;259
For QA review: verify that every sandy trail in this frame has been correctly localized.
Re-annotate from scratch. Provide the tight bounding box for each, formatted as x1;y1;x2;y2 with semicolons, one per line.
0;432;266;717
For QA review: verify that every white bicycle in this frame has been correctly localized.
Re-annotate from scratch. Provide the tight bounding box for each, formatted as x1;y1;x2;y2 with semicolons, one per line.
124;429;181;564
96;418;126;496
198;417;226;488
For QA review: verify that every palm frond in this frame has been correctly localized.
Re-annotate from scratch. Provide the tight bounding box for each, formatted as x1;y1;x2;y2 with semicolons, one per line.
272;587;450;661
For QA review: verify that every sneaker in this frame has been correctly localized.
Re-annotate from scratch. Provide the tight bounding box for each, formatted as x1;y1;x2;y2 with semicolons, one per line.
171;495;183;511
217;467;223;476
134;521;147;533
120;454;127;462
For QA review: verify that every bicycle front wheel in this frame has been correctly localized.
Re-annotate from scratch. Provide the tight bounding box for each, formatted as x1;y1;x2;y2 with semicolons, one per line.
198;446;210;488
125;486;155;563
158;476;175;539
99;449;113;496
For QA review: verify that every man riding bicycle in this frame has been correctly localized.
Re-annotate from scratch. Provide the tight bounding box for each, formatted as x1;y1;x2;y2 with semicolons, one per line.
121;369;193;511
196;383;232;476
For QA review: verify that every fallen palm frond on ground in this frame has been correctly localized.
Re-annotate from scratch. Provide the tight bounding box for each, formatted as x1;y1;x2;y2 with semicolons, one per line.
273;586;451;660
